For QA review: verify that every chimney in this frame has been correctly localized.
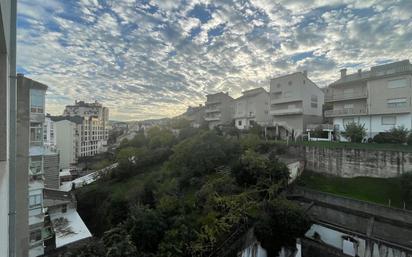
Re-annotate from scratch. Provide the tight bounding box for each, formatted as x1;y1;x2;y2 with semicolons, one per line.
358;69;362;77
340;68;347;78
303;70;308;77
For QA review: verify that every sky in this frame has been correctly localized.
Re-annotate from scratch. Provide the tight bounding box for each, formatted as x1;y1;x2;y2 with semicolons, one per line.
17;0;412;121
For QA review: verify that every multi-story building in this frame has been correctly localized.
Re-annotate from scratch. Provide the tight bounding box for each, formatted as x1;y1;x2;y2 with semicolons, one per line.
233;87;270;130
178;105;205;128
50;101;110;169
204;92;234;129
325;60;412;139
269;72;324;139
16;75;54;257
43;116;56;151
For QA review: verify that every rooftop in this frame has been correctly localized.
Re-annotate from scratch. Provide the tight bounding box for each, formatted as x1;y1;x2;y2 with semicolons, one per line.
50;209;92;248
332;60;412;85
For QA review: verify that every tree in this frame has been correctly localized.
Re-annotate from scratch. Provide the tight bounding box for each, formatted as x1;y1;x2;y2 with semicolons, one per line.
254;199;311;257
62;239;105;257
126;205;167;254
387;126;408;144
167;131;240;187
102;225;138;257
343;122;366;143
147;127;175;149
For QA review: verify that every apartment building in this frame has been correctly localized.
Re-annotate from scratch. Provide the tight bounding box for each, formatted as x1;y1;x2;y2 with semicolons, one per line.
269;72;324;139
204;92;234;129
43;116;56;151
325;60;412;139
233;87;270;130
16;75;55;257
63;101;109;153
179;105;205;128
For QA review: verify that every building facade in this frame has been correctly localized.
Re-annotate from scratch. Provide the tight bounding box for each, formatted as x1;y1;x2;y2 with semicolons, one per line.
204;92;234;129
16;75;54;257
233;87;270;130
269;72;324;139
325;60;412;140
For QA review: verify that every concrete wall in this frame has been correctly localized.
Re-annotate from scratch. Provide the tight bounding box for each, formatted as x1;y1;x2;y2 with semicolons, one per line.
16;72;29;257
293;145;412;178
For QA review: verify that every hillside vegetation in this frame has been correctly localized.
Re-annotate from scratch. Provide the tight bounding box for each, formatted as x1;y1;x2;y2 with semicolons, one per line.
66;123;311;257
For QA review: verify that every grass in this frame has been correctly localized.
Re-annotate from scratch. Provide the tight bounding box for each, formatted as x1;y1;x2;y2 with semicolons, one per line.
287;140;412;152
297;170;410;210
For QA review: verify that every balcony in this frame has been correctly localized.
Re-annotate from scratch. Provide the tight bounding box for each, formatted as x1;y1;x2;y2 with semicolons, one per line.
205;107;220;113
325;91;368;102
271;96;303;104
324;107;368;117
270;108;303;116
205;115;221;121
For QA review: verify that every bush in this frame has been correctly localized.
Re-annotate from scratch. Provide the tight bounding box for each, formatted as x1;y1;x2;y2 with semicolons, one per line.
373;126;409;144
342;122;366;143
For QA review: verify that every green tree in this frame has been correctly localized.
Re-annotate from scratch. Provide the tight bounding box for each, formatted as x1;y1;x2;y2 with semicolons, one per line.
126;205;167;254
102;225;138;257
167;131;240;187
343;122;366;143
147;127;175;149
254;199;311;257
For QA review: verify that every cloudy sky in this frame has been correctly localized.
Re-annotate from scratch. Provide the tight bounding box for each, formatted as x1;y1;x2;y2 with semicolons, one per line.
17;0;412;121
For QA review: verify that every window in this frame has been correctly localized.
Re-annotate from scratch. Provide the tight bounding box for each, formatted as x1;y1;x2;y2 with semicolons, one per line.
30;230;42;244
288;104;296;109
62;204;67;213
303;80;306;84
29;194;42;208
387;98;407;108
311;95;318;108
30;89;45;113
277;83;281;88
288;81;292;86
30;123;43;144
29;156;42;175
344;104;354;109
388;78;408;89
343;118;354;126
382;116;396;125
238;120;242;126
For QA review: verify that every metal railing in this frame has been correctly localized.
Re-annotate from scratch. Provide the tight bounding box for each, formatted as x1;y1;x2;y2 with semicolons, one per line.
325;108;368;117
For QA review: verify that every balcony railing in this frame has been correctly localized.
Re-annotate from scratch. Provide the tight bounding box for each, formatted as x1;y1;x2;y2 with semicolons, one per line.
205;115;222;121
325;91;368;102
324;107;368;117
270;108;303;116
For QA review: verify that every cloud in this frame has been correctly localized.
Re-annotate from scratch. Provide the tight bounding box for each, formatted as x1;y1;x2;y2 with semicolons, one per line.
17;0;412;121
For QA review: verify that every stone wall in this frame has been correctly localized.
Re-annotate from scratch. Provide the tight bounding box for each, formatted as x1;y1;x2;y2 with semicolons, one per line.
291;145;412;178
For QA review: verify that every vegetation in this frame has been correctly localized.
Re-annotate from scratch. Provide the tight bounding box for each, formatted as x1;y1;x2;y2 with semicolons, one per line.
70;124;310;257
298;170;412;209
373;126;409;144
342;122;366;143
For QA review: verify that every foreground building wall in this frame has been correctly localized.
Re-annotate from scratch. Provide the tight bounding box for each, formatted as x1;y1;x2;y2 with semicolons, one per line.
0;0;15;256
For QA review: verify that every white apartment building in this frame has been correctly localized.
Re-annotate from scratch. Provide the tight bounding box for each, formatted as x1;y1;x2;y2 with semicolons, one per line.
233;87;270;130
204;92;234;129
326;60;412;139
269;72;324;139
43;116;56;151
51;101;110;169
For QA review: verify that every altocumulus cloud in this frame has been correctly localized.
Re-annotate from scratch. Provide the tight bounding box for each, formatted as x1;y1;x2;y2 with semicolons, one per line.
17;0;412;121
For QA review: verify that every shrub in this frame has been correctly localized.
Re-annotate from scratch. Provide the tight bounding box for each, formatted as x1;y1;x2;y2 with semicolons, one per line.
373;126;409;144
342;122;366;143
